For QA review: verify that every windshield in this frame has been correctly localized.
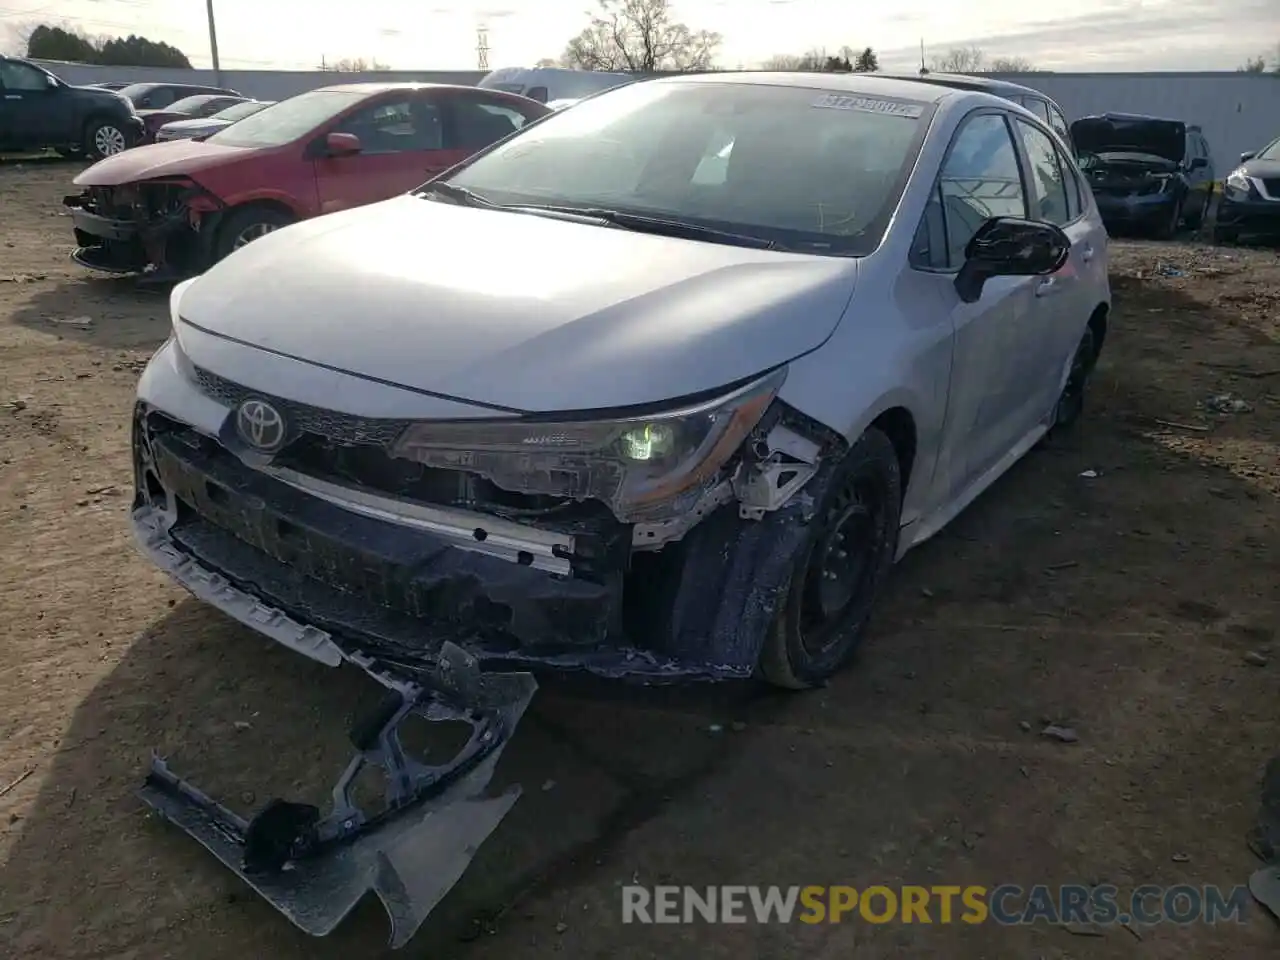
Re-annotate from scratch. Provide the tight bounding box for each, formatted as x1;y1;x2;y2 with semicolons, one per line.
440;80;932;256
206;89;368;148
211;99;270;122
1258;136;1280;162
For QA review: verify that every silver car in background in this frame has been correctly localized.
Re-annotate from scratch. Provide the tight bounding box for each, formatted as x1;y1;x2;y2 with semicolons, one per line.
154;98;274;142
129;72;1110;944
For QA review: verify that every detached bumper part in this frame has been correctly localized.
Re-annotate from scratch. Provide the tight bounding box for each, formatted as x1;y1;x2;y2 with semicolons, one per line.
139;642;537;948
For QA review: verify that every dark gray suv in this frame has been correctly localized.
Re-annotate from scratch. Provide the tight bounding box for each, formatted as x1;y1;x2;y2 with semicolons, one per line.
0;55;145;159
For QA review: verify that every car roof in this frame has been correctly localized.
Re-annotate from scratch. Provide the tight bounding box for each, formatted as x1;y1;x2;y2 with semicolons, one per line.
650;71;958;103
880;72;1051;98
313;81;509;95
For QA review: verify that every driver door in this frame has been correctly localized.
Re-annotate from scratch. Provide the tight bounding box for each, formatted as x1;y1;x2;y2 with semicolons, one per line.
910;110;1044;502
0;60;61;149
313;92;454;214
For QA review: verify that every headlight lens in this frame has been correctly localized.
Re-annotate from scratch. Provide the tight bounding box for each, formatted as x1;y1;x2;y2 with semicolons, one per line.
392;368;786;521
1225;167;1252;198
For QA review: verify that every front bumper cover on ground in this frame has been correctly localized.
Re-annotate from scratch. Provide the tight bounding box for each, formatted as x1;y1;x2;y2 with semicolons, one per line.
139;642;537;948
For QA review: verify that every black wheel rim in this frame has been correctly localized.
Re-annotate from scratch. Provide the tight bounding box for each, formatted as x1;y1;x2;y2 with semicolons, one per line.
798;474;889;657
1057;329;1095;423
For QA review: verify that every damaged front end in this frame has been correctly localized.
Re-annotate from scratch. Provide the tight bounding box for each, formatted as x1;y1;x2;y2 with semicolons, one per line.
63;179;222;279
130;355;841;945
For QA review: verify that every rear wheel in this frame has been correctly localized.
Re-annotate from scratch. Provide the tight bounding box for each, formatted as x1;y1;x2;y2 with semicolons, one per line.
1052;324;1099;432
214;206;295;263
84;119;129;160
759;427;902;689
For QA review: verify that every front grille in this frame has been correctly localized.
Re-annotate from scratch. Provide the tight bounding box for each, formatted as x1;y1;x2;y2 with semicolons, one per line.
192;365;409;446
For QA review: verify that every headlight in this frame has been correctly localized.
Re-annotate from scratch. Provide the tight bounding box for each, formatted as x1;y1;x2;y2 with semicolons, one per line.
392;368;786;521
1225;167;1252;198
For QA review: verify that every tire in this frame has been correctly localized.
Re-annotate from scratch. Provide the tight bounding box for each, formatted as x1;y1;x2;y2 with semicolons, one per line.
84;118;130;160
1153;196;1183;240
758;427;902;689
1051;324;1099;433
214;206;295;263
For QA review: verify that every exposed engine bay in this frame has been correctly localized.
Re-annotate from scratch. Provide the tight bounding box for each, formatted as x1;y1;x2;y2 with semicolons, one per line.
63;179;223;277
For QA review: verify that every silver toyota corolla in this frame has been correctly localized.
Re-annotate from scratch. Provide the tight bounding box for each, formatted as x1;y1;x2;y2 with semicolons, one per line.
130;71;1111;943
134;71;1109;690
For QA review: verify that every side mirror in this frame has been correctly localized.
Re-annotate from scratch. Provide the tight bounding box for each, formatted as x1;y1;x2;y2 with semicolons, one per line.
45;74;59;90
325;132;362;157
1240;151;1256;164
954;217;1070;305
1189;157;1208;170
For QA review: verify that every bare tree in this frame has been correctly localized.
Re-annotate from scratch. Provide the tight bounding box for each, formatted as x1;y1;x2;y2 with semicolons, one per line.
1240;42;1280;72
988;55;1038;72
324;56;391;72
929;45;985;73
534;57;558;67
560;0;721;72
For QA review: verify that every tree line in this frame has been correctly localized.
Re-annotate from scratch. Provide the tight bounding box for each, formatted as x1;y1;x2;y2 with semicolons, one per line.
26;24;192;69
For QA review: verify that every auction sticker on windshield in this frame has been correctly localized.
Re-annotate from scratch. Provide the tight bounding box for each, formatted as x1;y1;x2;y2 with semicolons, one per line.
811;94;924;119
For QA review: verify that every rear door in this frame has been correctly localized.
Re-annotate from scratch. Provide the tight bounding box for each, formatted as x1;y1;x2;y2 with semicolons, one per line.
1010;115;1101;416
313;92;451;213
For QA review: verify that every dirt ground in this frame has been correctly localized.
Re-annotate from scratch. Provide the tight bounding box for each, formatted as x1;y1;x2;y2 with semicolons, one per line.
0;157;1278;960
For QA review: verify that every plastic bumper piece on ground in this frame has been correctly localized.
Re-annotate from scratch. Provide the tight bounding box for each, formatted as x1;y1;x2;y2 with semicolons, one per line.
137;642;538;948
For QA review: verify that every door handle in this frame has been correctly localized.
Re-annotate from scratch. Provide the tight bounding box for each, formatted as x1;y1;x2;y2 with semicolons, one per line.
1035;278;1063;297
4;95;22;101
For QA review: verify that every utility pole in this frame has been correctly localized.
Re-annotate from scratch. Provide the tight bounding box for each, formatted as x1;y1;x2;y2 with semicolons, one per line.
206;0;222;85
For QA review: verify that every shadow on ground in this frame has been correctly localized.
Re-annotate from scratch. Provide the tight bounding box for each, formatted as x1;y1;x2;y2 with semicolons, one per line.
9;276;174;353
2;263;1279;959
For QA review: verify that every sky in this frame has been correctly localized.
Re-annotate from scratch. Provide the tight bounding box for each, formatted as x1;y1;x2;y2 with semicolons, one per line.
0;0;1277;73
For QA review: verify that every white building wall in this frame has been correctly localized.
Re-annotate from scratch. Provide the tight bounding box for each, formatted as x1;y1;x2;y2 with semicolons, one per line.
990;71;1280;171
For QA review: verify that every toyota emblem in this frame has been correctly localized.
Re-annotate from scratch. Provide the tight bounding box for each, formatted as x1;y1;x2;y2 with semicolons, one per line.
235;398;287;452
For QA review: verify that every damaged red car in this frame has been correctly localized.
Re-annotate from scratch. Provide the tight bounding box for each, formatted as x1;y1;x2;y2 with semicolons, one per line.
62;82;551;278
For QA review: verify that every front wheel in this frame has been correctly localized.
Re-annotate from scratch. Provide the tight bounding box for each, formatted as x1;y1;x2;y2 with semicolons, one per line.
758;427;902;689
84;119;129;160
1154;196;1183;240
214;206;295;263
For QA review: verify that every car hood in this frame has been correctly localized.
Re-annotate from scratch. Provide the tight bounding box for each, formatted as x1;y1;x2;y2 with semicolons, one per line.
175;196;859;413
1071;116;1186;164
1242;157;1280;178
73;137;255;185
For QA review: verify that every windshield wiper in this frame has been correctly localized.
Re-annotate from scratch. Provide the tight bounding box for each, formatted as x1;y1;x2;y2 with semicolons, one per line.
416;182;500;207
508;205;776;249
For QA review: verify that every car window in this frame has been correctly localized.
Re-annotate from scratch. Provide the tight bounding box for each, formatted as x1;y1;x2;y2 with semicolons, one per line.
146;88;176;108
1047;105;1071;145
442;80;934;257
448;97;544;150
332;97;442;152
1023;98;1051;123
1057;142;1083;220
1257;136;1280;161
0;60;49;91
933;112;1028;268
1015;118;1071;225
207;89;368;148
525;85;548;103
